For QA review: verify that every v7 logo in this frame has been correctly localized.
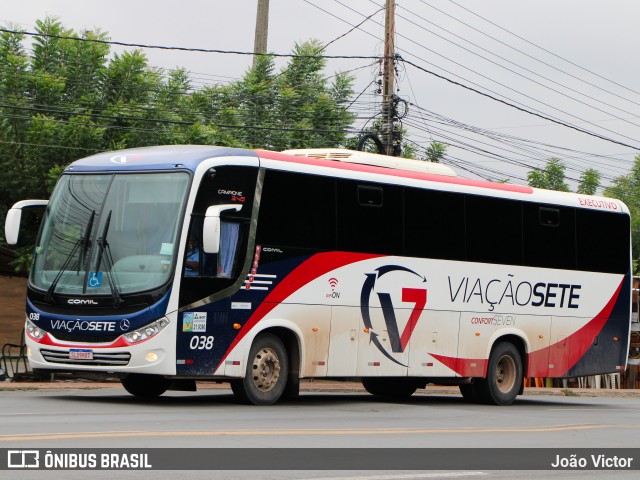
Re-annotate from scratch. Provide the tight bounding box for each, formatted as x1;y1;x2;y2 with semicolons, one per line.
360;265;428;366
378;288;427;353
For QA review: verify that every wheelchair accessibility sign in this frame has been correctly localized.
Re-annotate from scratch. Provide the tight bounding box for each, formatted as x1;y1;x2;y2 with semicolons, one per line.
88;272;103;288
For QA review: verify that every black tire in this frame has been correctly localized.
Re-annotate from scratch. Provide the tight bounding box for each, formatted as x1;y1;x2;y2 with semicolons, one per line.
121;374;170;399
362;378;419;399
476;342;523;406
231;333;288;405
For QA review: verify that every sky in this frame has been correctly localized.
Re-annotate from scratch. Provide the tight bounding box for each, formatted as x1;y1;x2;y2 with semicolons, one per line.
2;0;640;190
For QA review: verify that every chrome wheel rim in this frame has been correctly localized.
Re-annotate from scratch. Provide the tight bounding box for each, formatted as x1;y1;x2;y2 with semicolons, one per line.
251;347;281;392
495;355;516;393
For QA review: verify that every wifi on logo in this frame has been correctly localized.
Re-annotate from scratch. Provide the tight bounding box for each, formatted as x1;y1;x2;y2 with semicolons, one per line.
326;277;341;299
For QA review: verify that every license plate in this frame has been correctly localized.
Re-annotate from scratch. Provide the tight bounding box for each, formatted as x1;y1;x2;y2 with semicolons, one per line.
69;349;93;360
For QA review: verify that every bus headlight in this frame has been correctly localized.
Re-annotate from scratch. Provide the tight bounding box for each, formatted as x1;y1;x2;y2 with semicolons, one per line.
123;318;170;344
26;319;45;340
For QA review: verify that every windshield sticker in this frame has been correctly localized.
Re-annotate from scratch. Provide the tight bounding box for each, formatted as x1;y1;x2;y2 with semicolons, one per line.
182;312;207;333
87;272;103;288
160;243;174;255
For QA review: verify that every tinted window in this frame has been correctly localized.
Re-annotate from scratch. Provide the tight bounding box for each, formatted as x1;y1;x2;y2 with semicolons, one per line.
466;195;522;265
404;188;465;260
257;170;336;251
523;204;576;270
192;166;256;218
337;180;402;255
576;210;629;274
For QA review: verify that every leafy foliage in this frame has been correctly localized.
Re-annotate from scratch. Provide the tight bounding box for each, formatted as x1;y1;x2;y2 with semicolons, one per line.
527;159;602;196
527;158;571;192
424;142;446;163
576;168;601;195
0;18;357;271
603;156;640;271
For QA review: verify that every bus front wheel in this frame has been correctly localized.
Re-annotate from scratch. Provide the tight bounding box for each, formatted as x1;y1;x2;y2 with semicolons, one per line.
121;374;170;399
477;342;523;405
231;333;289;405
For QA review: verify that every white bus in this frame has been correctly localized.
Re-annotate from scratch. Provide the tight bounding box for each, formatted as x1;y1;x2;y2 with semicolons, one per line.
5;145;631;405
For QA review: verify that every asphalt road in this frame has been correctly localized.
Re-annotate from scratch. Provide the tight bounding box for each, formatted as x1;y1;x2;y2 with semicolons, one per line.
1;384;639;479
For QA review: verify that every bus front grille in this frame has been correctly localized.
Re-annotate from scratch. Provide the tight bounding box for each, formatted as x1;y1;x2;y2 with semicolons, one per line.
40;349;131;366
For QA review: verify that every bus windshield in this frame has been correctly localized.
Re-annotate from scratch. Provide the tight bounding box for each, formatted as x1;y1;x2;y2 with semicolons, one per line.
31;172;190;297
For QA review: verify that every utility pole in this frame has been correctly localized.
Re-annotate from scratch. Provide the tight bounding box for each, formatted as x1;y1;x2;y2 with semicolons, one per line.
382;0;397;156
253;0;270;68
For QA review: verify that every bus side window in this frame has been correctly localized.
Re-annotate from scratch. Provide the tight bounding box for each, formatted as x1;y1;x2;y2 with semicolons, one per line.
337;180;402;255
183;217;242;278
466;195;523;266
576;209;629;274
404;187;465;261
523;204;575;270
184;220;202;277
218;221;240;278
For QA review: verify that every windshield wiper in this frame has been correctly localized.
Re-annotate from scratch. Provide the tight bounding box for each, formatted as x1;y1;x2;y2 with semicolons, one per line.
79;210;95;272
44;210;95;303
94;210;123;305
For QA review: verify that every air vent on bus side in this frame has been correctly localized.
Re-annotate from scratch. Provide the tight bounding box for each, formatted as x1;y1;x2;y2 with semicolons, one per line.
281;148;457;177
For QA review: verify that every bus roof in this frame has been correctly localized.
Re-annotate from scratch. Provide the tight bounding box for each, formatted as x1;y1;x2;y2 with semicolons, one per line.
282;148;457;177
66;145;256;172
63;145;629;215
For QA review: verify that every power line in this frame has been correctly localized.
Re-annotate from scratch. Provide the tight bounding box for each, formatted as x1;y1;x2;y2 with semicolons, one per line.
0;27;380;61
316;1;640;151
0;103;363;135
409;105;632;173
392;0;640;124
401;58;640;151
414;0;640;105
445;0;640;98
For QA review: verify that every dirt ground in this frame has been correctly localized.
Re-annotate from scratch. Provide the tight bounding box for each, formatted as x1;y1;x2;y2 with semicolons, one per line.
0;276;28;348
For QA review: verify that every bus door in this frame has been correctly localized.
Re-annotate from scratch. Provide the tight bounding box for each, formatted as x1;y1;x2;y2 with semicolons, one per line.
177;165;259;375
327;306;359;376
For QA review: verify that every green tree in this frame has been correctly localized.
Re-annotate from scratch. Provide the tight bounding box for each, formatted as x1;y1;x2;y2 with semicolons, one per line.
0;21;359;259
527;159;603;195
527;158;570;191
269;40;355;150
604;155;640;271
577;168;601;195
424;142;447;163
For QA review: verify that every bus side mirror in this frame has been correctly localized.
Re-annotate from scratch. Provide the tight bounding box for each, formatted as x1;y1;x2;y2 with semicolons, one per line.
4;200;49;245
202;204;242;254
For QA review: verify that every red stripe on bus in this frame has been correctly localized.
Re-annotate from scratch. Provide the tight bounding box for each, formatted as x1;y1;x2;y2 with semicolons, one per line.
529;277;623;377
34;333;131;349
217;251;382;371
256;150;534;194
431;278;624;378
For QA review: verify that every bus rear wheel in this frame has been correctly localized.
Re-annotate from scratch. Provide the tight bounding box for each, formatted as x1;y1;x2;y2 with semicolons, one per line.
362;378;419;399
121;374;170;399
476;342;523;405
231;333;288;405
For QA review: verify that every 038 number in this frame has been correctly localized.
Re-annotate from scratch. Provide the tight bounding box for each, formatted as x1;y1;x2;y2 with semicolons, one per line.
189;335;214;350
